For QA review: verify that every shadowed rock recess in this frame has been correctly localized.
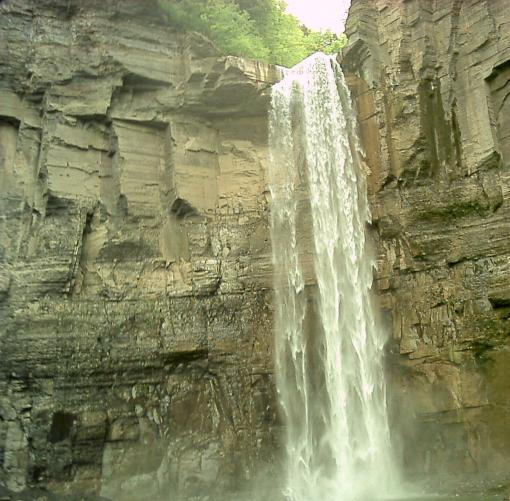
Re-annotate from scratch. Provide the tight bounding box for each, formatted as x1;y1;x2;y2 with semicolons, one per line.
0;0;509;499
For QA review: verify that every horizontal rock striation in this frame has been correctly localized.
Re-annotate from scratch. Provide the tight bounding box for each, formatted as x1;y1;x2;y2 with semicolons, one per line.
3;0;510;496
0;0;279;498
344;0;510;482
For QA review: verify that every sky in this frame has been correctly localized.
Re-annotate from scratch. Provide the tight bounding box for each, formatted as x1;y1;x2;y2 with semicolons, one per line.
285;0;351;34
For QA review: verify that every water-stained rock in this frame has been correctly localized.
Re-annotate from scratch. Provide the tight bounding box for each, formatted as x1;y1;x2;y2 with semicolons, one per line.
0;0;278;498
343;0;510;483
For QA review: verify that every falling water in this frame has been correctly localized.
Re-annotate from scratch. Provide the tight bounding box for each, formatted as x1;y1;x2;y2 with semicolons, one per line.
268;53;397;501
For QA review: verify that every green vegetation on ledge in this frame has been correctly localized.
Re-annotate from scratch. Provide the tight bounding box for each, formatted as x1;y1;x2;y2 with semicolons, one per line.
158;0;347;67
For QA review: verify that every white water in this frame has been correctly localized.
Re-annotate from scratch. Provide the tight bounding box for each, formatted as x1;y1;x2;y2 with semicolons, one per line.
268;53;397;501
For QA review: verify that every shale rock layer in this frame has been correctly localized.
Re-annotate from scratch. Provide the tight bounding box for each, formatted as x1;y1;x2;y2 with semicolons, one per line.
0;1;279;498
2;0;510;498
344;0;510;479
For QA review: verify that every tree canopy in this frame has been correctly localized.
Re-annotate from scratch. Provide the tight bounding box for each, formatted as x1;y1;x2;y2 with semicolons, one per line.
158;0;347;67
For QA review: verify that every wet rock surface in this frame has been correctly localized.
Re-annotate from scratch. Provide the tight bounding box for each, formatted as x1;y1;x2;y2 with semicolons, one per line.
1;0;510;498
343;0;510;483
0;0;279;498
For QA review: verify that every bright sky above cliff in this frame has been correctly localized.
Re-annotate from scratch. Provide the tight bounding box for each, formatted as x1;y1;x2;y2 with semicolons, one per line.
285;0;351;34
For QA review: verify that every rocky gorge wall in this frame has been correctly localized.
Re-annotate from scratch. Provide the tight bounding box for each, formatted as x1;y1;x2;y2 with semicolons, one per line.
344;0;510;482
1;0;510;499
0;1;280;499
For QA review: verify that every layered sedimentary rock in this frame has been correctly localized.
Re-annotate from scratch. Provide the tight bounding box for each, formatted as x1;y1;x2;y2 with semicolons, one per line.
0;1;279;498
2;0;510;497
343;0;510;481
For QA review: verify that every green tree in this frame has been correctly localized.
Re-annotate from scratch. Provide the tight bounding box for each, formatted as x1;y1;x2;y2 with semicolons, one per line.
159;0;269;60
158;0;346;67
306;30;348;55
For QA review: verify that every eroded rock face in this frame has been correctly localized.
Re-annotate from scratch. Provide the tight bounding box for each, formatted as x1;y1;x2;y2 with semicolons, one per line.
0;1;279;498
343;0;510;481
2;0;510;496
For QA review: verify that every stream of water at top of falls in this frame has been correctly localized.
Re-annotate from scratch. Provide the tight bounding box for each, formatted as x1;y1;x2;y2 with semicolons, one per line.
268;52;398;501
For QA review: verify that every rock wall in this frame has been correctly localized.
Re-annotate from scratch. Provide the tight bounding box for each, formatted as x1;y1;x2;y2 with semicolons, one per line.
343;0;510;482
0;1;280;498
2;0;510;497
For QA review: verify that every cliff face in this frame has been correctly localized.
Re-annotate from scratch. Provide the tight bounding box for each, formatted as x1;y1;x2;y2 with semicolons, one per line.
2;0;510;498
0;1;279;498
344;0;510;480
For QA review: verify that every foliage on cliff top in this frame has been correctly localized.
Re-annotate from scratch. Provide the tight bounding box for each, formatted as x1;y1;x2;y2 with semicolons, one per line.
158;0;347;67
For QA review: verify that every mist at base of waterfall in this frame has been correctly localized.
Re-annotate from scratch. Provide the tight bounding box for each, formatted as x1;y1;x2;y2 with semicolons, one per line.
212;488;501;501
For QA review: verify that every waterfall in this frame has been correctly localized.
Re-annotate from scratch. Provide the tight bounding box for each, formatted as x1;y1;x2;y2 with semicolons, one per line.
268;53;396;501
